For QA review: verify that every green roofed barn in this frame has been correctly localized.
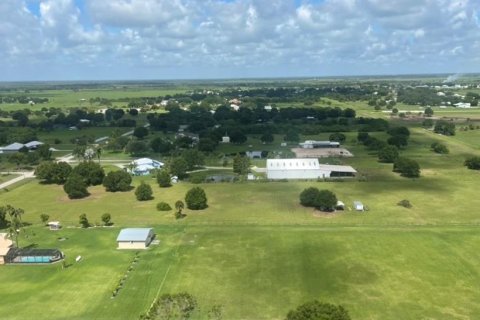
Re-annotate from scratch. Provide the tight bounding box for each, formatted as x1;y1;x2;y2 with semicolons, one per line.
116;228;155;249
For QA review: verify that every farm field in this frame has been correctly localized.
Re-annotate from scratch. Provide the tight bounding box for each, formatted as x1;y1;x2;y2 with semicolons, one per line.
0;125;480;319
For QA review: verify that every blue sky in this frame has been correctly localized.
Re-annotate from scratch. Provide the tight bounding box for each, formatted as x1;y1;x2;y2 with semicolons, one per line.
1;0;479;81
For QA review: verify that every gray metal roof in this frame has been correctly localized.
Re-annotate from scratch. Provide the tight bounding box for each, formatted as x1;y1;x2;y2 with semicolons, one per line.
117;228;153;242
1;142;24;151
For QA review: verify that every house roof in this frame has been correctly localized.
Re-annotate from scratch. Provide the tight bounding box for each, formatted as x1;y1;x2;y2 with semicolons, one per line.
1;142;24;151
117;228;153;242
25;141;44;148
132;158;163;166
0;247;11;256
266;159;356;173
0;233;13;249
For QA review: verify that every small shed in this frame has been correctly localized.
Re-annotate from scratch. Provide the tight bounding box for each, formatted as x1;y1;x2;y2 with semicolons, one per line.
117;228;155;249
353;201;364;211
47;221;61;230
221;136;230;143
336;201;345;210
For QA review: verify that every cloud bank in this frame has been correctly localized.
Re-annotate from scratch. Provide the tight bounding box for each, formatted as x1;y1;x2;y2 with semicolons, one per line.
0;0;479;80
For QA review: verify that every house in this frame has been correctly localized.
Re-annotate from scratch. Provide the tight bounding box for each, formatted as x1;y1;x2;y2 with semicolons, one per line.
264;105;272;111
266;158;356;180
0;233;13;265
246;151;263;159
47;221;61;231
0;142;25;153
353;201;364;211
117;228;155;249
299;140;340;149
221;136;230;143
129;158;164;176
24;141;44;150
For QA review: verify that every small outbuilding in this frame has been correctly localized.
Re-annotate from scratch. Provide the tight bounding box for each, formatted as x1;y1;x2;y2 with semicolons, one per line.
353;201;364;211
47;221;61;230
336;201;345;210
117;228;155;249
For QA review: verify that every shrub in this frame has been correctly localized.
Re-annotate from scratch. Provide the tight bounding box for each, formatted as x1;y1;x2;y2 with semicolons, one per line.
185;187;208;210
64;174;89;199
101;213;112;225
286;300;350;320
464;156;480;170
72;161;105;186
300;187;321;207
431;142;449;154
40;213;49;225
157;202;172;211
79;214;89;228
299;188;337;211
329;132;346;143
135;182;153;201
103;170;132;192
398;199;412;208
434;120;455;136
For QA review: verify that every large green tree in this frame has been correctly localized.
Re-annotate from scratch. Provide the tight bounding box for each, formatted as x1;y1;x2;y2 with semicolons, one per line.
393;157;421;178
35;161;72;184
300;188;337;211
72;161;105;186
233;154;250;175
64;174;89;199
156;169;172;187
378;145;399;163
102;170;132;192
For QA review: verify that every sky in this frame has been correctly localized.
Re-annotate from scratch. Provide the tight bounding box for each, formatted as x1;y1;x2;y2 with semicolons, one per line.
0;0;479;81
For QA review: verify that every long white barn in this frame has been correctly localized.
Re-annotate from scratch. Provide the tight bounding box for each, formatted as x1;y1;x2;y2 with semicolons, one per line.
266;158;356;180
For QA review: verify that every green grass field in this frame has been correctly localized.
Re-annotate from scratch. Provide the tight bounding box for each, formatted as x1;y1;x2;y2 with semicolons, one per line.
1;124;480;319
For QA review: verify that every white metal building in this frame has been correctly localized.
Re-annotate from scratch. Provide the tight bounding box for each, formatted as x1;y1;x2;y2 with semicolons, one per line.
117;228;155;249
266;158;356;180
299;140;340;149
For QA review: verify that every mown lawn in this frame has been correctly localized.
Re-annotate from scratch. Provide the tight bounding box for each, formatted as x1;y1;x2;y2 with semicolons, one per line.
1;123;480;319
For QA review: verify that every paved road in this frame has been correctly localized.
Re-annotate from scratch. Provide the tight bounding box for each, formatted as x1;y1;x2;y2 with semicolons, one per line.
0;171;35;189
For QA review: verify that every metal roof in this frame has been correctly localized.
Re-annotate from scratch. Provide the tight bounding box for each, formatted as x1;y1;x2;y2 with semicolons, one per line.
117;228;153;242
24;141;44;148
1;142;24;151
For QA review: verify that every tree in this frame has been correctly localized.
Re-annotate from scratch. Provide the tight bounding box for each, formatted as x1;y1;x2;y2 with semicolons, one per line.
387;135;408;148
157;169;172;187
233;154;250;175
36;144;52;160
175;200;185;219
424;107;434;117
157;202;172;211
434;121;456;136
135;182;153;201
125;140;149;156
79;214;89;228
329;132;346;143
72;161;105;186
464;156;480;170
300;187;321;207
64;174;89;199
40;213;50;225
72;145;87;161
150;137;174;154
229;130;247;144
35;161;72;184
101;213;112;226
260;132;274;144
0;205;24;247
378;145;399;163
393;157;421;178
198;138;217;152
103;170;132;192
169;157;188;179
133;126;149;139
182;149;205;170
185;187;208;210
299;188;337;211
284;130;300;143
431;142;449;154
286;301;350;320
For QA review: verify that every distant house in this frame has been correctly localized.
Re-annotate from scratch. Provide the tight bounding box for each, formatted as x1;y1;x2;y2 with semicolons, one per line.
264;105;272;111
129;158;164;176
221;136;230;143
353;201;364;211
230;104;240;111
246;151;263;159
454;102;471;108
299;140;340;149
0;233;13;265
79;119;91;124
266;158;356;180
0;140;44;153
117;228;155;249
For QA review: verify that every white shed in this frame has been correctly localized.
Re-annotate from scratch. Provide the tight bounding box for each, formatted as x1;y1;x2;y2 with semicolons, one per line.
353;201;364;211
117;228;155;249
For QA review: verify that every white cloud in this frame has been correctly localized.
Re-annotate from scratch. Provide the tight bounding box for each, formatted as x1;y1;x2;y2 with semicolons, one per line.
0;0;479;80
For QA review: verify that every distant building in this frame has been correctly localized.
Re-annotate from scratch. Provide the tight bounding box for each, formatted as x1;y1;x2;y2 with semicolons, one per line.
299;140;340;149
0;141;44;153
264;105;272;111
246;151;263;159
266;158;356;180
129;158;164;176
221;136;230;143
454;102;471;108
117;228;155;249
230;104;240;111
353;201;364;211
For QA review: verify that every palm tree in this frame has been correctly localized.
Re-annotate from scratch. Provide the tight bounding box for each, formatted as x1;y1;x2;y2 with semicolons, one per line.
96;147;102;164
3;205;24;247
